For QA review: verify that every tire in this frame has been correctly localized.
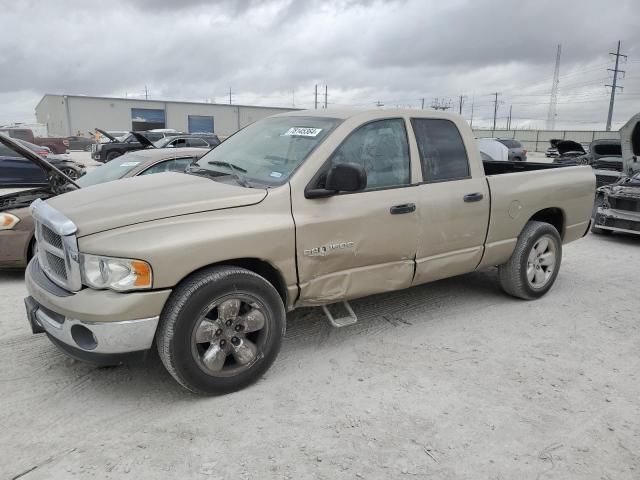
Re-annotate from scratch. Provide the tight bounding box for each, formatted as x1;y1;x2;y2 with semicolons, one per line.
157;266;286;395
105;151;122;162
498;221;562;300
60;167;79;180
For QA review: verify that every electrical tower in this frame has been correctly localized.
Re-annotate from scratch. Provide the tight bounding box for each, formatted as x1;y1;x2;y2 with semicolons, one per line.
430;98;452;111
546;44;561;130
606;40;626;131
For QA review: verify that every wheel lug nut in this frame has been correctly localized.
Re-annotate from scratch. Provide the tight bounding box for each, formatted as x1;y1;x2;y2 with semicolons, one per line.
235;324;243;332
220;339;226;347
231;337;240;346
215;328;223;336
225;320;233;326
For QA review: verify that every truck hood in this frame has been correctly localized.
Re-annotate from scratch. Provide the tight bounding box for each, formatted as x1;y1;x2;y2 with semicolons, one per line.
95;128;117;142
45;172;268;236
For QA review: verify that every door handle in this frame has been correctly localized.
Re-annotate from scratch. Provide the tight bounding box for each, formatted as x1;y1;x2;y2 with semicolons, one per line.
463;192;484;203
390;203;416;214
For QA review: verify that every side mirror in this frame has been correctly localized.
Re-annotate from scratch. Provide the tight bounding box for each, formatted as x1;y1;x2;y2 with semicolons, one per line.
306;162;367;198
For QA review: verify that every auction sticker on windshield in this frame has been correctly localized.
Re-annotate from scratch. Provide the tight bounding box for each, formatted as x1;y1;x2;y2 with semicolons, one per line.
282;127;323;137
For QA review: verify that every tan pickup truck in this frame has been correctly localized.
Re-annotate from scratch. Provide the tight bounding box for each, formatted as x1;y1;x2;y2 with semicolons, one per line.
21;109;595;394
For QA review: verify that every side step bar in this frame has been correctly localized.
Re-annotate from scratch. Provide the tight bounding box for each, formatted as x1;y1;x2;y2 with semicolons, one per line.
321;301;358;328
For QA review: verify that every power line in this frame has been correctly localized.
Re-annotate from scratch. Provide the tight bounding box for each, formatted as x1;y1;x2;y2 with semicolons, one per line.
606;40;627;131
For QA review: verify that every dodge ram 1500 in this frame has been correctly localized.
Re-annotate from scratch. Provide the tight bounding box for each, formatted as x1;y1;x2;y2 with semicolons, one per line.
17;109;595;394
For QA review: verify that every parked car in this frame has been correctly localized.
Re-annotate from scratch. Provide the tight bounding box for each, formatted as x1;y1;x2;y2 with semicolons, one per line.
91;129;183;162
153;134;221;149
552;140;587;165
494;138;527;161
67;135;95;152
545;139;562;158
591;170;640;236
0;139;85;187
0;127;69;154
0;138;207;269
477;138;509;161
21;109;595;395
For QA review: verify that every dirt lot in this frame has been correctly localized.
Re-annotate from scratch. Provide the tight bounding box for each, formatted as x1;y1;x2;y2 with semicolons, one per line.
1;228;639;480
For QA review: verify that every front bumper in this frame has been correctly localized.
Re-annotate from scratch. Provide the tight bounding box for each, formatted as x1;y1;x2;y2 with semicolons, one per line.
26;295;158;356
25;259;171;358
594;206;640;235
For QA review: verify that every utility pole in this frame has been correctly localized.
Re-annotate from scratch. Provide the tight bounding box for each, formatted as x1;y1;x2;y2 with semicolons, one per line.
375;101;384;107
491;92;501;131
144;85;148;100
314;85;318;109
470;96;475;128
421;98;425;109
324;85;328;109
606;40;626;131
458;95;465;115
547;44;561;130
507;105;513;130
228;87;233;105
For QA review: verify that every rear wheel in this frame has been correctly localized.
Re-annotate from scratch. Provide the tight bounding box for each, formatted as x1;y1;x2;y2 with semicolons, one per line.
157;266;286;395
498;221;562;300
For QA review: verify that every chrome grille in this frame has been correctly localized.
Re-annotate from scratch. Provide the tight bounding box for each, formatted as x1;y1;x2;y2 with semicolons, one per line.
45;251;68;280
41;224;63;249
30;199;81;292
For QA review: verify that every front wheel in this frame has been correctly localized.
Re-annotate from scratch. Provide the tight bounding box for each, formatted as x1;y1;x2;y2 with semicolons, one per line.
157;266;286;395
60;167;79;180
105;151;121;162
498;221;562;300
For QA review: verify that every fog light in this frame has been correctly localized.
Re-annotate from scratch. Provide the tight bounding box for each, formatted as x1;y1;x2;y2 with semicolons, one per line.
71;324;98;350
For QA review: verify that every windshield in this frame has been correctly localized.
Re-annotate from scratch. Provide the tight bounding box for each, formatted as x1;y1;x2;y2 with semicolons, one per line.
194;116;340;186
76;153;145;186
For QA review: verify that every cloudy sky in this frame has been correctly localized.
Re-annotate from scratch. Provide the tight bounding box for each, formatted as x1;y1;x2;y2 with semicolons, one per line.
1;0;638;130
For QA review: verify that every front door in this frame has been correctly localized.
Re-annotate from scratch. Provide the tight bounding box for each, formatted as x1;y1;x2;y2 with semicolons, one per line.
292;118;420;305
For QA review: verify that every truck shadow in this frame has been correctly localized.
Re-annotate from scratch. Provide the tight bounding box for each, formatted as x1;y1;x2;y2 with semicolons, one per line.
4;268;505;399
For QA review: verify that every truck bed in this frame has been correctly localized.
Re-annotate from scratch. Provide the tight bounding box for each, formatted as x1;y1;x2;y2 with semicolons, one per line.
482;160;565;175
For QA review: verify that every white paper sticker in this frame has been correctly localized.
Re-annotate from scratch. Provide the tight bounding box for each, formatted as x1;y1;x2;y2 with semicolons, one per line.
282;127;322;137
120;162;140;167
270;171;283;178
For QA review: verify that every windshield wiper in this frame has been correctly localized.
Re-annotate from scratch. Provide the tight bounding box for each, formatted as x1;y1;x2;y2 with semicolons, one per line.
207;161;249;187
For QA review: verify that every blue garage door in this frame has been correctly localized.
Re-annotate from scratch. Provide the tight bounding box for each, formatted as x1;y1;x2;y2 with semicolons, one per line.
188;115;214;134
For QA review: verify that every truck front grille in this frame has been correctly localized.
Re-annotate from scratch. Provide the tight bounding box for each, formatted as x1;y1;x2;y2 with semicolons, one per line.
30;199;82;292
45;251;68;280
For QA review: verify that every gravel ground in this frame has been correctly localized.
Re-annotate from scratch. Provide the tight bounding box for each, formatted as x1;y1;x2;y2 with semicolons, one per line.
1;231;639;479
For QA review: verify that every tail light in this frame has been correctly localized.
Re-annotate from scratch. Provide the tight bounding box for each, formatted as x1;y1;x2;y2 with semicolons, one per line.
523;149;528;155
63;139;70;146
36;149;49;157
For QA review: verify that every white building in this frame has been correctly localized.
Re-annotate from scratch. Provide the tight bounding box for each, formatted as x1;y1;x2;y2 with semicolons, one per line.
35;94;297;137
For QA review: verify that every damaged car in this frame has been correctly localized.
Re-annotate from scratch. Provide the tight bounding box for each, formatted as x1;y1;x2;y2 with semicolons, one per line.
592;171;640;235
552;140;587;165
0;135;209;268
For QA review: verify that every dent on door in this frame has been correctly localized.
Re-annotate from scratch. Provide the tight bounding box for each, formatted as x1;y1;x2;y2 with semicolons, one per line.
295;190;419;306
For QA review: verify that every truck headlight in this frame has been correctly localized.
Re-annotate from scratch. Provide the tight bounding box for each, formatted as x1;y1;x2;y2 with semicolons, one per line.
80;254;153;291
0;213;20;230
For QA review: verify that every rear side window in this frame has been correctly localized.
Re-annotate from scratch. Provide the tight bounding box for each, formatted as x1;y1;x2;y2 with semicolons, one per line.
411;119;470;182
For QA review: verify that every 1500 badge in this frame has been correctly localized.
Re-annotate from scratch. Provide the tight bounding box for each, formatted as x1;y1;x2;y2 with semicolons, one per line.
304;241;355;257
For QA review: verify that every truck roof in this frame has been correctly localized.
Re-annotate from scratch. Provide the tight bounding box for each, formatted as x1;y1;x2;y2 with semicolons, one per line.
274;108;462;122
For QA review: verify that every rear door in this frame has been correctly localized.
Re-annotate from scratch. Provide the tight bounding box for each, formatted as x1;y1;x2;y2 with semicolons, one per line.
293;118;420;304
410;118;490;284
